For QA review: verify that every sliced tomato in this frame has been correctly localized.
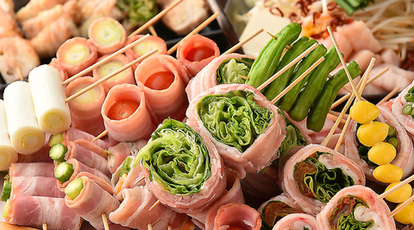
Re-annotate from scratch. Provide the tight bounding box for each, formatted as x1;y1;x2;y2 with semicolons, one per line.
107;99;140;120
144;71;174;90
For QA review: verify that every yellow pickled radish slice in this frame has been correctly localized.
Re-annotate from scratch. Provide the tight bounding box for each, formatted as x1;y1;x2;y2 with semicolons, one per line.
394;202;414;224
384;181;412;203
357;121;389;147
350;101;380;124
94;21;123;46
373;164;403;183
134;41;159;55
368;142;396;165
97;61;126;80
65;44;90;65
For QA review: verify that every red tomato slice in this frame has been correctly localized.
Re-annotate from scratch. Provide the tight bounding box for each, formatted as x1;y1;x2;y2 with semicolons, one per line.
107;100;140;120
144;71;174;90
185;46;215;62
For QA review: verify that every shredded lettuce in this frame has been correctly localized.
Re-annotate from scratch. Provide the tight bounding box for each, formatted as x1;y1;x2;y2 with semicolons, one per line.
119;156;133;178
278;111;306;155
216;58;255;85
116;0;158;28
333;196;375;230
197;90;273;152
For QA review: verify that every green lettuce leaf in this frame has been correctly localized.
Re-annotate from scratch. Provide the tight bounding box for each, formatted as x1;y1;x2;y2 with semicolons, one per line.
134;118;211;195
197;90;273;152
336;196;374;230
278;110;306;155
216;58;255;85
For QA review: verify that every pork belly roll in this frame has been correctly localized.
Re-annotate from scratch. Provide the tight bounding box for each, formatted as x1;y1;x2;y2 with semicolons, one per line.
11;177;65;198
135;54;190;124
107;142;134;174
112;156;145;201
185;53;255;102
317;185;396;229
60;127;110;150
392;80;414;136
65;176;130;230
345;105;414;181
109;186;195;230
176;34;221;78
282;144;366;216
102;84;157;142
135;118;226;214
9;162;54;178
258;193;304;229
186;84;286;178
88;17;127;55
4;195;81;230
213;203;262;230
56;37;98;77
125;35;167;70
273;213;319;230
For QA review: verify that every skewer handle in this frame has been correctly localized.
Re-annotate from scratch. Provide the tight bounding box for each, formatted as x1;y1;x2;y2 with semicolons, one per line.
102;213;110;230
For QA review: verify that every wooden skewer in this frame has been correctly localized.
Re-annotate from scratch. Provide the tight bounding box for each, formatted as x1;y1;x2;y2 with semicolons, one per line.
327;26;361;102
15;66;23;81
377;87;400;105
129;0;184;38
168;226;172;230
66;48;158;102
43;223;47;230
167;12;220;55
149;25;158;37
326;113;347;124
257;43;319;91
135;176;145;185
102;213;110;230
148;223;153;230
223;28;264;55
91;130;108;143
63;34;151;85
377;173;414;200
329;110;349;119
270;56;325;104
238;75;249;80
148;200;161;211
389;193;414;217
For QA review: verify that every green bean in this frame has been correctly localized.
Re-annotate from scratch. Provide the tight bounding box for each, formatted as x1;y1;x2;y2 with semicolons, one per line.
264;37;317;102
65;178;84;200
246;23;302;89
288;46;341;122
307;61;361;132
402;104;412;115
279;45;327;112
54;162;74;184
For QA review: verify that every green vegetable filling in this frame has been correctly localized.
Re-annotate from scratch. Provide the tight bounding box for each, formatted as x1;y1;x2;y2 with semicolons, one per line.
197;90;273;152
1;174;11;202
119;156;133;178
294;152;354;203
135;118;211;195
216;58;254;85
278;110;306;156
330;196;374;230
116;0;158;28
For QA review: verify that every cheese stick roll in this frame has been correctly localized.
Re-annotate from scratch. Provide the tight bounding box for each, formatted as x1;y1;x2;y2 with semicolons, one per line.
4;82;45;155
88;17;127;55
29;65;71;134
0;100;17;171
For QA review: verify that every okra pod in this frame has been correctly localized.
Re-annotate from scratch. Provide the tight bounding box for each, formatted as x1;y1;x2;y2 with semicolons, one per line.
307;61;361;132
246;23;302;89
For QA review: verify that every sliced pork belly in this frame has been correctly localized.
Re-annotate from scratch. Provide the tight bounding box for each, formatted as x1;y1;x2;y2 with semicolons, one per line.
109;186;194;230
11;176;65;198
107;142;133;174
65;176;129;230
317;185;396;230
185;53;254;102
392;80;414;135
63;127;111;150
281;144;365;216
345;105;414;181
5;195;81;230
366;64;414;95
9;162;54;178
213;203;261;230
273;213;319;230
17;143;53;163
176;34;220;78
186;84;286;178
16;0;67;21
241;166;281;201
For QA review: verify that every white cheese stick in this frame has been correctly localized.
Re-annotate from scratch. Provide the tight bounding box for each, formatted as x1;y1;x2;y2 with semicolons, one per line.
0;100;17;170
29;65;71;134
4;81;45;154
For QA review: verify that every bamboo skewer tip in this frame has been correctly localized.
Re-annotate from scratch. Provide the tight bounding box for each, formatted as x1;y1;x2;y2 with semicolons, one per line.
102;213;110;230
91;130;109;143
148;200;161;211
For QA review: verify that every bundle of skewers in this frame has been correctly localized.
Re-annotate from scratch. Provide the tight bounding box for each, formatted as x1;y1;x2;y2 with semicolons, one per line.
1;0;414;229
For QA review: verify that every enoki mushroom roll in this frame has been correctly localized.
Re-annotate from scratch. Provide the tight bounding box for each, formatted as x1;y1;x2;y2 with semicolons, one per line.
3;81;45;155
186;84;287;178
135;54;190;124
316;185;396;229
134;118;227;214
272;213;319;230
281;144;366;216
0;100;17;171
176;34;221;78
345;104;414;181
88;17;127;55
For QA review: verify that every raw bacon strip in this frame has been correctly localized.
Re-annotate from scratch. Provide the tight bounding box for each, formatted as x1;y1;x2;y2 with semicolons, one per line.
64;140;110;177
112;156;145;201
65;176;129;230
135;54;190;124
176;34;220;78
93;54;135;93
102;84;157;142
186;84;287;178
345;105;414;181
56;37;98;77
392;80;414;136
185;53;254;102
213;203;261;230
88;17;127;55
63;127;110;150
109;186;194;230
137;118;226;214
9;163;54;178
281;144;366;216
11;177;65;198
273;213;319;230
125;35;167;70
317;185;396;230
49;58;69;81
16;142;52;163
5;195;81;230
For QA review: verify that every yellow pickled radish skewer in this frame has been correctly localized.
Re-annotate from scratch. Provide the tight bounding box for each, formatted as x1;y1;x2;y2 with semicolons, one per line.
356;121;389;147
367;142;396;165
373;164;403;183
384;181;412;203
0;100;17;171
